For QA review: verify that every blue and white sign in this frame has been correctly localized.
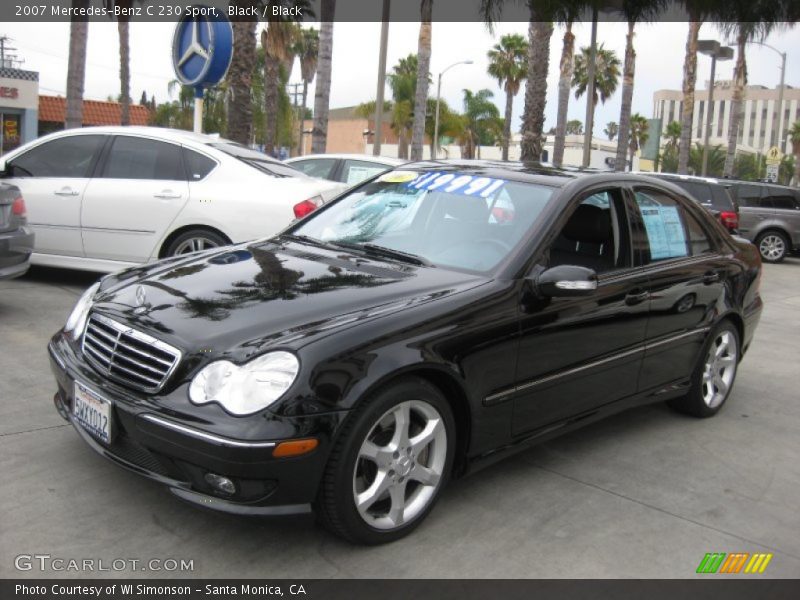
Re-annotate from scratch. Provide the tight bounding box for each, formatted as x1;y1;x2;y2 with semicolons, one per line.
171;7;233;88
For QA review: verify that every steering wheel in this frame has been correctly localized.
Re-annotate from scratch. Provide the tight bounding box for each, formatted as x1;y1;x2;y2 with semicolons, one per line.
474;238;513;253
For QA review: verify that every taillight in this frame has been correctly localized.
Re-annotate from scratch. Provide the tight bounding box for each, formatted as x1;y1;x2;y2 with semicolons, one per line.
719;210;738;231
293;195;322;219
11;196;26;218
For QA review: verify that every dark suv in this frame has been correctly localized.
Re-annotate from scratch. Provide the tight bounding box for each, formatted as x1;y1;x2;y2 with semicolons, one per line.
728;182;800;263
644;173;740;235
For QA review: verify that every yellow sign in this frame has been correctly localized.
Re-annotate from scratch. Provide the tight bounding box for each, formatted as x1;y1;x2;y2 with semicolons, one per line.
765;146;782;165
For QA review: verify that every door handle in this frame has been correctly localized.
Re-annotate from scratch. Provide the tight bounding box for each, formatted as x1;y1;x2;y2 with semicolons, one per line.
154;191;181;200
703;271;720;284
625;290;650;305
54;187;79;196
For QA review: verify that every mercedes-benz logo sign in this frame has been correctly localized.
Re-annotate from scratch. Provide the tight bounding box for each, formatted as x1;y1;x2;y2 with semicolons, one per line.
171;8;233;89
135;285;147;307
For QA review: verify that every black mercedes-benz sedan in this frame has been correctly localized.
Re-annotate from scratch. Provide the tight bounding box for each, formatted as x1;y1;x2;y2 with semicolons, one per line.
49;162;763;544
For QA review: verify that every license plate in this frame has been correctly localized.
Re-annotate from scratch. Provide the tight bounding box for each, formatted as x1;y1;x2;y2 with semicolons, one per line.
73;381;113;444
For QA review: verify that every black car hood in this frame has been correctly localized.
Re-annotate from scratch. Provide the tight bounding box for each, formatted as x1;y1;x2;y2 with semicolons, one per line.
92;240;487;358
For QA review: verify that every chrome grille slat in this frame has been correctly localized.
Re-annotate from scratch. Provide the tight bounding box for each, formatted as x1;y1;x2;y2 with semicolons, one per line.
82;314;182;393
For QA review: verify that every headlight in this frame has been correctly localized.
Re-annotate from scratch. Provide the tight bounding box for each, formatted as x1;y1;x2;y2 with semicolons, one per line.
189;351;299;416
65;281;101;340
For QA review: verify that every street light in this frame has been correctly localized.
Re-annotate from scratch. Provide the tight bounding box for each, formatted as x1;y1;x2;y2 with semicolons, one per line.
748;41;787;153
433;60;473;159
698;40;733;176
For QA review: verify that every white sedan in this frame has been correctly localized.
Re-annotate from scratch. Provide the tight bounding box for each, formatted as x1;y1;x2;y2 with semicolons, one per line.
286;154;406;186
0;127;346;272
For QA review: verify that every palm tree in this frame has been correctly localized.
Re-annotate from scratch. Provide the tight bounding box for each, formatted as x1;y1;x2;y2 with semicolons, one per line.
115;1;132;125
387;54;423;159
567;119;583;135
487;33;528;161
689;142;725;176
312;0;336;154
790;120;800;186
614;0;665;171
227;2;258;144
604;121;618;141
410;0;433;161
462;89;500;159
262;20;300;156
572;43;620;141
718;18;786;177
65;0;90;129
552;1;585;167
664;120;681;150
294;28;319;156
627;112;649;169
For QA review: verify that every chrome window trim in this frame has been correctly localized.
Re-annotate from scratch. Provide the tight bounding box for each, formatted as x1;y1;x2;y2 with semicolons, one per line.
140;414;277;448
483;327;710;406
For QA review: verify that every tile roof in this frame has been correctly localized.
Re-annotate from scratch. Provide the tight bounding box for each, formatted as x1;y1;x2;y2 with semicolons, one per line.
38;95;151;126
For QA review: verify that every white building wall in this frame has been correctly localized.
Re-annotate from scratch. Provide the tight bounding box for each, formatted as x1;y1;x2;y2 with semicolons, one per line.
752;99;763;149
786;99;799;154
763;99;775;149
741;100;752;147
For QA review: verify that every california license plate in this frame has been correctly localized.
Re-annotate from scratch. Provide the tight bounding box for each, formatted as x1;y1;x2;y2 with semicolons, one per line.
73;381;113;444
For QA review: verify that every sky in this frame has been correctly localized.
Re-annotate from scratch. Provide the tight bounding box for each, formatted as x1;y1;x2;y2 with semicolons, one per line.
5;20;799;136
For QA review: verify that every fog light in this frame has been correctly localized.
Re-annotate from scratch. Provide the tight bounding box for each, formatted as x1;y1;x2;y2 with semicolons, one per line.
204;473;236;495
53;392;70;421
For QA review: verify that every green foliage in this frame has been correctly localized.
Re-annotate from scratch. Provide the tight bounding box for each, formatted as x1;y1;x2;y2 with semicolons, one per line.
604;121;618;141
566;119;583;135
487;33;528;96
572;43;621;107
689;143;726;177
733;152;766;181
628;113;650;161
462;88;502;157
665;120;681;149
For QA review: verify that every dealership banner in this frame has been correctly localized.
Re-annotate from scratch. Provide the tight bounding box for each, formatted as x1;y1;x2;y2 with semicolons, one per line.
1;0;773;23
3;580;800;600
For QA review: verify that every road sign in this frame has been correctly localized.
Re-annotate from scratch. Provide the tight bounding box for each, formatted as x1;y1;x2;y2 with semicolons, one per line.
766;163;780;183
765;146;782;166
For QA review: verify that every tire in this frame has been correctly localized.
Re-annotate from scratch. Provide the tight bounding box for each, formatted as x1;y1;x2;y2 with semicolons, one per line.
668;321;740;418
316;377;455;544
164;229;229;257
755;230;789;263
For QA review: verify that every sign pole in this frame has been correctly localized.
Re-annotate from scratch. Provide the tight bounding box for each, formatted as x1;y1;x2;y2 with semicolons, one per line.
193;87;204;134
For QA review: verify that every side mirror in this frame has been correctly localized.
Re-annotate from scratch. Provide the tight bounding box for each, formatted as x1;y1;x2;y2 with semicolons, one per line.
535;265;598;297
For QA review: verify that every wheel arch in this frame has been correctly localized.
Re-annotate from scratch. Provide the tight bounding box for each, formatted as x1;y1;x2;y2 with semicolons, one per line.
158;224;232;258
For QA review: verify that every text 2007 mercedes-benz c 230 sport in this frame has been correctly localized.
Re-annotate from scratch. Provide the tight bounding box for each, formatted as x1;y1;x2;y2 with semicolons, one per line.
49;162;763;544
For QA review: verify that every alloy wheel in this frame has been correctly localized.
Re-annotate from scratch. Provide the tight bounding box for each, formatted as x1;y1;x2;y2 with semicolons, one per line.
758;234;785;261
172;236;222;255
352;400;447;530
701;331;738;408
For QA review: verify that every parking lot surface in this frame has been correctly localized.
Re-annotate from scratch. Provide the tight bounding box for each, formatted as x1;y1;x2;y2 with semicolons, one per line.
1;260;799;578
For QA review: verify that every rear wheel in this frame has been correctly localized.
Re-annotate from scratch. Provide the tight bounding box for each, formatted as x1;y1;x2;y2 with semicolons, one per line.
755;230;789;263
164;229;229;257
668;321;740;418
317;377;455;544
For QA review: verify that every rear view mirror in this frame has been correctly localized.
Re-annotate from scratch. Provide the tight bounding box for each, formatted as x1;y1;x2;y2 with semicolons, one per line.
536;265;598;297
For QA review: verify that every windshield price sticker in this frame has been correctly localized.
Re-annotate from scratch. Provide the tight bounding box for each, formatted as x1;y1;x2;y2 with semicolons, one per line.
405;172;505;198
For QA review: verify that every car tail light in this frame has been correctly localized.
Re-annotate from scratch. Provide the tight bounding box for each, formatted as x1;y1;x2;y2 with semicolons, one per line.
293;195;322;219
719;211;738;231
11;196;26;218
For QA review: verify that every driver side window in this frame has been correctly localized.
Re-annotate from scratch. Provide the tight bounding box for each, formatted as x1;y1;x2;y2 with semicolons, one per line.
549;189;631;274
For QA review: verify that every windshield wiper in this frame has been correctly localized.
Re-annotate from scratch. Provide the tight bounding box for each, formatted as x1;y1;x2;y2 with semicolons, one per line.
281;233;338;250
332;241;430;267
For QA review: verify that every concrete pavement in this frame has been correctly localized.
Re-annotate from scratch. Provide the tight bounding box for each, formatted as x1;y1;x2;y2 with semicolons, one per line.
1;261;798;578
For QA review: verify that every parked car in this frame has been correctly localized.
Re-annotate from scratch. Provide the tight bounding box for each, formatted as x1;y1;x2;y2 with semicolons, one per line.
727;181;800;263
639;173;739;234
49;162;762;544
0;127;347;273
286;154;406;186
0;184;34;280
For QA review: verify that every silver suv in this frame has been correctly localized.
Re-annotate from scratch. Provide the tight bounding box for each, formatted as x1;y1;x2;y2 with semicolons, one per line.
730;182;800;263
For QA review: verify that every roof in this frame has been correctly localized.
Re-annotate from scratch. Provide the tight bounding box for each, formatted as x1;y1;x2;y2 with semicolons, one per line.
286;154;407;165
38;96;151;126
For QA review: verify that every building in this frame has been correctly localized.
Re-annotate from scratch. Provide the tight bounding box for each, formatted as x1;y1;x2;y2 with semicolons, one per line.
0;66;39;154
37;95;151;136
653;82;800;155
301;106;401;156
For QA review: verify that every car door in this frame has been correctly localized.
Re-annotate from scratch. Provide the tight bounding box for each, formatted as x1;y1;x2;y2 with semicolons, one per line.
765;186;800;248
511;186;651;436
735;183;772;241
628;185;727;394
80;135;189;263
3;134;106;257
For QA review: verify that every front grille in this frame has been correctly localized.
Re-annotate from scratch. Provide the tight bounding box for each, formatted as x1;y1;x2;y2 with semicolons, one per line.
82;313;182;393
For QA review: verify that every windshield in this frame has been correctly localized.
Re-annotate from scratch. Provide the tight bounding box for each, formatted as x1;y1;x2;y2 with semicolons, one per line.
209;142;306;178
291;169;555;272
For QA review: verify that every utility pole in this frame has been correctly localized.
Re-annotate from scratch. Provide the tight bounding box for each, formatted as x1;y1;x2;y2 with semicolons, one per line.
286;83;303;156
373;0;390;156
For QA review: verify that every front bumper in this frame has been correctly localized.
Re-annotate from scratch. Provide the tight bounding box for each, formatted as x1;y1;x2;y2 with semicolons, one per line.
48;333;347;515
0;226;34;280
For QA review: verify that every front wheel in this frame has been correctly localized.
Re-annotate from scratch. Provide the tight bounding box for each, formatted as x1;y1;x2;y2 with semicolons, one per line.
668;321;740;418
756;230;789;263
317;377;455;544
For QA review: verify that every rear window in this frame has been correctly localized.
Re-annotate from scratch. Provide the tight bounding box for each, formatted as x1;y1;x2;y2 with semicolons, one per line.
673;181;713;205
210;143;306;178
